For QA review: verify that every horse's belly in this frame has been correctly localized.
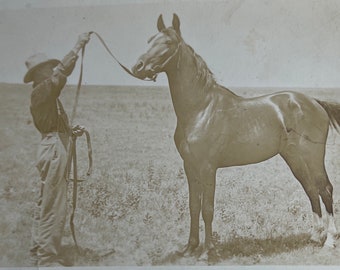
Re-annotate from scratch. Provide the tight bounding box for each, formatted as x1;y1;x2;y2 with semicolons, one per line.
220;140;280;167
217;124;283;167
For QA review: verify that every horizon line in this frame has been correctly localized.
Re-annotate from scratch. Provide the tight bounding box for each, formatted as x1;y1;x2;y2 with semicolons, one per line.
2;82;340;90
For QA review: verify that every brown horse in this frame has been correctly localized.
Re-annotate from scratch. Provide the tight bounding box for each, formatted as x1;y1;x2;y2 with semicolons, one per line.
132;14;339;258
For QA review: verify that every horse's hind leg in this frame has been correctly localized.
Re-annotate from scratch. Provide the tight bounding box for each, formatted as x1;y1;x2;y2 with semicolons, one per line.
318;176;338;247
280;152;324;244
281;149;337;247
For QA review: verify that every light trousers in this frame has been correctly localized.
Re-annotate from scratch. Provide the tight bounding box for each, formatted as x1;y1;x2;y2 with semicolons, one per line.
30;132;69;265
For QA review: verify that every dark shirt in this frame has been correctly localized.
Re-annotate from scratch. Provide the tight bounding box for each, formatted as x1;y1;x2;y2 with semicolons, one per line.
30;51;78;134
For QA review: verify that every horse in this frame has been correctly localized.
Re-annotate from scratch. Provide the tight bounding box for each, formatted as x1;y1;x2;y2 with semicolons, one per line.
132;13;340;258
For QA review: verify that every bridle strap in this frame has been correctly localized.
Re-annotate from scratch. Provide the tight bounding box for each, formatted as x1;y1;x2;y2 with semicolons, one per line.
153;41;181;73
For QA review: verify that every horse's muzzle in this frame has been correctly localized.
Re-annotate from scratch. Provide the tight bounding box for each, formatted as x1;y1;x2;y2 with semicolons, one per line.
132;60;146;79
132;59;157;81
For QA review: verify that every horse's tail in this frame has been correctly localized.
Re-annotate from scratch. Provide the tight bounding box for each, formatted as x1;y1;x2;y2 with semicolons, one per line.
316;99;340;132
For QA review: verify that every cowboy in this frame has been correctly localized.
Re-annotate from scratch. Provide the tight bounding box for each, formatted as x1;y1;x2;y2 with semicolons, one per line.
24;32;91;266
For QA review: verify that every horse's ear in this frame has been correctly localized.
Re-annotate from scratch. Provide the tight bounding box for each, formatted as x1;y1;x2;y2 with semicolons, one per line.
157;14;166;32
172;13;181;34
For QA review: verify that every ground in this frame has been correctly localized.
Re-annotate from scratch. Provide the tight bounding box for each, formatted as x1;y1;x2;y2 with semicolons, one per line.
1;83;340;267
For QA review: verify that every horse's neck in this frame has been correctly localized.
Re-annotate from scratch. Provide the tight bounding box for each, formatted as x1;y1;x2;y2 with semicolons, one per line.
165;43;236;122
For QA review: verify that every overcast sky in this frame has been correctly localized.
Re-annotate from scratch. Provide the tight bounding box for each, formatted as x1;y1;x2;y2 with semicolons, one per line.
1;0;340;87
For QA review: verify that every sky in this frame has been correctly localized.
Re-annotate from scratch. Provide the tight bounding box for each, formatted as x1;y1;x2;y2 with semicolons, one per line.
1;0;340;87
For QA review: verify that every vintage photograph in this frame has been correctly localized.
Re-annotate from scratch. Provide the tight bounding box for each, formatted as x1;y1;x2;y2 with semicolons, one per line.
1;0;340;269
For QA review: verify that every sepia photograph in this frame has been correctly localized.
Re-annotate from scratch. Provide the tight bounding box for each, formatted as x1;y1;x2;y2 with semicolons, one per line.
1;0;340;269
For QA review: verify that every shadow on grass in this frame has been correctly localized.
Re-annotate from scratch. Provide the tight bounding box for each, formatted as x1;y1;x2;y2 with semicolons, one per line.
217;233;312;259
58;244;115;266
157;233;313;265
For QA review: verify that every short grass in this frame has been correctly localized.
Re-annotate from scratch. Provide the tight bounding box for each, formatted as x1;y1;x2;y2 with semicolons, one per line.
1;83;340;266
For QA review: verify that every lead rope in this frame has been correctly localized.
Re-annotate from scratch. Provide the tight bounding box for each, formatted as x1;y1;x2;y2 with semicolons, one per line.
67;44;93;254
68;31;149;254
88;31;156;82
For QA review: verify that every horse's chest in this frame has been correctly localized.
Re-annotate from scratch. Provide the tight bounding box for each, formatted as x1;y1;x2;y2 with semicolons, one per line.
175;118;221;162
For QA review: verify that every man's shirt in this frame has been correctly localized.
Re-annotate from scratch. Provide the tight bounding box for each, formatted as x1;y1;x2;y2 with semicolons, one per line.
30;51;78;134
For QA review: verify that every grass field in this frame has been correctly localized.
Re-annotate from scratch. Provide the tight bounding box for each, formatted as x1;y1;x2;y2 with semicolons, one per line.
1;83;340;267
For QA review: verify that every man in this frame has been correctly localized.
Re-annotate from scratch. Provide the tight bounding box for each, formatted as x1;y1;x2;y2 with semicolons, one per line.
24;32;91;266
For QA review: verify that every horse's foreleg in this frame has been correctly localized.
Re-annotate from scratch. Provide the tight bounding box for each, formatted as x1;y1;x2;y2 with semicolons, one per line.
178;162;202;256
202;173;216;251
199;168;217;261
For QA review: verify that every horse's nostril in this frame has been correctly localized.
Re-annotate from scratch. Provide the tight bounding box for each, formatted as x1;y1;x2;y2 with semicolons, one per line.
136;61;144;72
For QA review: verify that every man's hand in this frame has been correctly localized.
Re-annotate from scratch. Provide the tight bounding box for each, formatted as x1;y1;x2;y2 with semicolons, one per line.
72;124;86;137
78;32;91;47
72;32;91;54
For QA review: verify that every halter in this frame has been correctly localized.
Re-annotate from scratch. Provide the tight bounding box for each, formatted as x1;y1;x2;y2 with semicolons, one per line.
147;30;182;81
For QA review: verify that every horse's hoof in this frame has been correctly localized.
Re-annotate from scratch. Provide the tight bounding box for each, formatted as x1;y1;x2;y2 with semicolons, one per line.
322;244;336;252
176;244;198;257
310;235;322;245
322;232;338;248
323;238;336;249
310;227;323;242
323;241;336;249
198;250;208;262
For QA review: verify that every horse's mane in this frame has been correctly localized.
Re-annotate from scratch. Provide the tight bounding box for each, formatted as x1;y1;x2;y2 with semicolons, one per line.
183;42;237;96
184;43;216;90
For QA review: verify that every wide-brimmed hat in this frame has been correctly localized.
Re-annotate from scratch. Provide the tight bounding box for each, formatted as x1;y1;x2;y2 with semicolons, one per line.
23;53;60;83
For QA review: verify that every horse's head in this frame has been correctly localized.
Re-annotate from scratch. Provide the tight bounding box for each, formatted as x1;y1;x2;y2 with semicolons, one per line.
132;14;182;81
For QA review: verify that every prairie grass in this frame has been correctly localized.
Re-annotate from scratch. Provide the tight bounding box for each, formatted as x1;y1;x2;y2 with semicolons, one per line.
1;83;340;266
